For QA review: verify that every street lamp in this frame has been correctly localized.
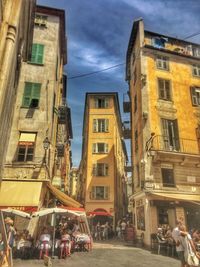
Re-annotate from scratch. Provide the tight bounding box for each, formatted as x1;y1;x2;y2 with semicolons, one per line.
43;136;50;150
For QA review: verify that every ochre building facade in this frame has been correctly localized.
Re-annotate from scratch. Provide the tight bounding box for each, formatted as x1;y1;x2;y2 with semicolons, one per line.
126;19;200;246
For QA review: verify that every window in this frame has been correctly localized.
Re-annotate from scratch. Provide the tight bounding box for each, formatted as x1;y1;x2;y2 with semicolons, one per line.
161;119;180;151
22;82;41;108
191;87;200;106
161;168;175;187
30;44;44;65
158;208;169;225
92;143;108;153
134;95;137;113
94;97;109;108
135;130;138;152
91;186;109;200
193;64;200;77
156;55;169;70
152;37;166;49
34;14;47;27
93;163;108;176
193;47;200;58
93;119;109;132
17;133;36;162
158;78;171;101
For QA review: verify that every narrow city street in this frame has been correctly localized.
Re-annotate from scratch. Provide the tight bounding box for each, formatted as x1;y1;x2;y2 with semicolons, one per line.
14;240;179;267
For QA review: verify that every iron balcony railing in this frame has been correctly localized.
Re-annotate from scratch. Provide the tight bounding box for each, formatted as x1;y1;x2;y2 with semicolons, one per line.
151;135;200;155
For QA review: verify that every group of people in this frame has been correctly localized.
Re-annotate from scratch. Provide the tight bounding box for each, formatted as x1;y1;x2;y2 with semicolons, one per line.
93;222;114;240
156;219;200;267
0;216;91;261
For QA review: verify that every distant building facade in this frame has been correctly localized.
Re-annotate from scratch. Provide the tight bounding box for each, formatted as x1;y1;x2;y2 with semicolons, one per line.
0;0;36;181
126;19;200;245
2;6;72;212
79;93;128;226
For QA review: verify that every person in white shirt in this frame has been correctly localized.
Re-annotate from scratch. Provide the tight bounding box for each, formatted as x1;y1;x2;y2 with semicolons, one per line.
172;220;185;267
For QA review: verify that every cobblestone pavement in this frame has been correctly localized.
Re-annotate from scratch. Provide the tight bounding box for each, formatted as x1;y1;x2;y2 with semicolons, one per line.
14;240;179;267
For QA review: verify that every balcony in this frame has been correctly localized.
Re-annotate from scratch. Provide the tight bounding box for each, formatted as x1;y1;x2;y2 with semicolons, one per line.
123;93;131;113
122;121;131;139
150;135;199;155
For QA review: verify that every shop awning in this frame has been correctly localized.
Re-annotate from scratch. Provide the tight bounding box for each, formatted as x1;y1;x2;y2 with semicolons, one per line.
19;133;36;142
47;184;82;208
0;181;43;209
149;192;200;202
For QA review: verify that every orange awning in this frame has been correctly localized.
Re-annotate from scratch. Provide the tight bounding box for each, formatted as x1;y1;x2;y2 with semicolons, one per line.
47;183;82;208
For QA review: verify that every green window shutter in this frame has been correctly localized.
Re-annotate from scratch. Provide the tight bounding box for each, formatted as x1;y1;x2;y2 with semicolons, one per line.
31;44;37;63
37;44;44;64
31;44;44;64
32;83;41;99
22;82;32;107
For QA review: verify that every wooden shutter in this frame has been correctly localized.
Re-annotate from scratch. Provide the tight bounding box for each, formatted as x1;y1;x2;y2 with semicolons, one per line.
92;143;96;153
104;164;108;176
32;83;41;99
105;98;109;108
191;87;198;106
173;120;180;150
165;80;170;100
94;98;98;108
104;186;109;199
31;44;44;64
22;82;32;107
91;187;95;199
105;143;109;153
37;44;44;64
93;119;97;132
92;164;97;176
158;79;165;99
105;119;109;132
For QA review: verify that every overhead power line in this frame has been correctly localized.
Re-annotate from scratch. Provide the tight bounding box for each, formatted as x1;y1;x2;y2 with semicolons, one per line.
184;31;200;40
68;63;125;80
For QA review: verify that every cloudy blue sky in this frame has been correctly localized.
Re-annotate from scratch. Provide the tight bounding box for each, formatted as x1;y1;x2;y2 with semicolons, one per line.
38;0;200;166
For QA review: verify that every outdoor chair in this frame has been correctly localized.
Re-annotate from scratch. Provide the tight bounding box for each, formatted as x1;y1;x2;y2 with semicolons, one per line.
150;233;158;251
156;235;168;255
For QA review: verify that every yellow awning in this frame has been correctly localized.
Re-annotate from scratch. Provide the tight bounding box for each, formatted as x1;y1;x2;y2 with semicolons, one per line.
149;192;200;202
0;181;43;207
47;184;82;208
19;133;36;142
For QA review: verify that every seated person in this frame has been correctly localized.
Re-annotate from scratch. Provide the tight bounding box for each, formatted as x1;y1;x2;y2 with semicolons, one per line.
38;228;51;259
157;228;166;241
59;230;71;258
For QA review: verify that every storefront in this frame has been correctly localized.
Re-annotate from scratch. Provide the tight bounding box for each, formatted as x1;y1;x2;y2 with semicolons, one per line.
132;191;200;246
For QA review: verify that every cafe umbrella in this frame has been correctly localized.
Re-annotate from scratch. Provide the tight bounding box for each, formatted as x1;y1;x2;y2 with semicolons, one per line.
31;207;81;257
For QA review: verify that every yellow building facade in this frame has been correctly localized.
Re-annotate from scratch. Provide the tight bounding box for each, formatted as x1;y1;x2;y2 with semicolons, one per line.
80;93;128;226
126;19;200;246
